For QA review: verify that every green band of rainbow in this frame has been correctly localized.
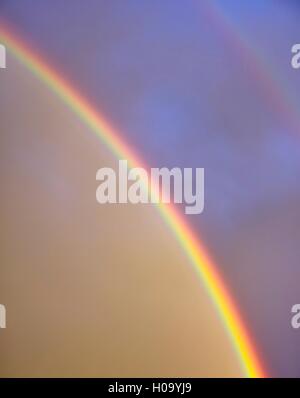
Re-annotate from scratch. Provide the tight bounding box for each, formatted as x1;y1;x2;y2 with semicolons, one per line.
0;23;266;378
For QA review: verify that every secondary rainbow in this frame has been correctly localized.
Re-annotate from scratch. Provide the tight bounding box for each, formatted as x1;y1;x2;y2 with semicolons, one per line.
201;0;300;136
0;24;266;378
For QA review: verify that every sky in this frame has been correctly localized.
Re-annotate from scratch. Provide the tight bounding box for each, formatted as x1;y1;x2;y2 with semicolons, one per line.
0;0;300;377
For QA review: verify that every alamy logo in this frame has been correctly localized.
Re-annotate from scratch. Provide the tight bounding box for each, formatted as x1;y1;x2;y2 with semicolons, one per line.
291;44;300;69
0;305;6;329
291;304;300;329
96;160;204;215
0;44;6;69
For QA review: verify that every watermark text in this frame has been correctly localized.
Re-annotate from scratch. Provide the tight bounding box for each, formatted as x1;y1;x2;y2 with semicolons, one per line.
0;304;6;329
96;160;204;215
291;44;300;69
291;304;300;329
0;44;6;69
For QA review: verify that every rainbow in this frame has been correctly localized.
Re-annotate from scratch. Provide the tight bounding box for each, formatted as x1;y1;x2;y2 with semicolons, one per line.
201;0;300;135
0;23;266;378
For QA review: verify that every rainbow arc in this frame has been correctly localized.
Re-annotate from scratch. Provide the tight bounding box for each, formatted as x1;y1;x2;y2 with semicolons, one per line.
0;24;266;378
